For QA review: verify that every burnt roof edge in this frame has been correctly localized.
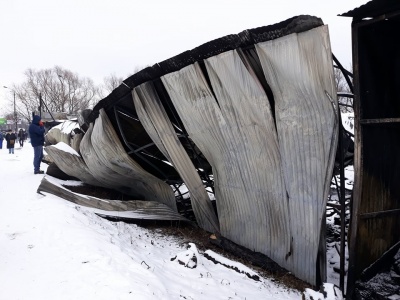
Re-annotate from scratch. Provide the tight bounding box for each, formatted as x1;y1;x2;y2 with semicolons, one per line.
87;15;323;124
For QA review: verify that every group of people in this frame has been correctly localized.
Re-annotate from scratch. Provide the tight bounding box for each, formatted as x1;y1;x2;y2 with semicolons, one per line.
0;115;46;174
0;128;28;153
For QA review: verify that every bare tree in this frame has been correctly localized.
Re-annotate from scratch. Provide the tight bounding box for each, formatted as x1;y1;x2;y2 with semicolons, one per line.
104;73;124;93
11;66;101;123
99;73;124;98
99;66;149;99
55;66;99;113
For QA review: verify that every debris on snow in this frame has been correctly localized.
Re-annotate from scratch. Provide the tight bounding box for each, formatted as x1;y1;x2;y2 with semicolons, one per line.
204;250;260;281
171;243;199;269
303;283;343;300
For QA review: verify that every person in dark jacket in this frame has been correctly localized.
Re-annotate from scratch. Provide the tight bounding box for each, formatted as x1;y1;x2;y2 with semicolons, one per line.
5;129;17;154
18;128;26;147
0;131;3;149
28;115;45;174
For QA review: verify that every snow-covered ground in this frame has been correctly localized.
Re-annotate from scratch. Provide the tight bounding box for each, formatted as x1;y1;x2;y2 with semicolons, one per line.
0;144;304;300
341;112;354;139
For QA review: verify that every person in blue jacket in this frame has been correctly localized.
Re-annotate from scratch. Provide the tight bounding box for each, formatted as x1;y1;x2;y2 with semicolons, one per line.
0;131;3;149
28;115;45;174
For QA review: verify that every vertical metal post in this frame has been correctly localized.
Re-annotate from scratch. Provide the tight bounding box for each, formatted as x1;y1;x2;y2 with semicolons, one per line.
338;113;346;291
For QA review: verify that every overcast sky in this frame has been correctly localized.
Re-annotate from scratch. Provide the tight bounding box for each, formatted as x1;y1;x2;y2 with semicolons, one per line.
0;0;367;110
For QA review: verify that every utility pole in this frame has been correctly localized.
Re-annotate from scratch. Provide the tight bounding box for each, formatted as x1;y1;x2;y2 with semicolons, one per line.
39;93;42;118
3;86;18;132
13;90;17;133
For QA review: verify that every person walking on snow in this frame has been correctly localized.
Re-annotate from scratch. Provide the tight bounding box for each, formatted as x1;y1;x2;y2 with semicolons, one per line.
0;131;3;149
18;128;26;147
5;129;17;154
28;115;45;174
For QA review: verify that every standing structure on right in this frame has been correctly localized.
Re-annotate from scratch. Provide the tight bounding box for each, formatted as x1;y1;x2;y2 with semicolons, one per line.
340;1;400;298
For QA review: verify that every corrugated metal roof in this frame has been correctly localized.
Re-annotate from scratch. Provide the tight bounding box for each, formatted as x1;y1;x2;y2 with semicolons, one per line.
340;0;400;18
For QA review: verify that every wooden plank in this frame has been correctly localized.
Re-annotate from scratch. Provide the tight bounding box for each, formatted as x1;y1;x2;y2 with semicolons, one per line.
359;208;400;219
360;118;400;124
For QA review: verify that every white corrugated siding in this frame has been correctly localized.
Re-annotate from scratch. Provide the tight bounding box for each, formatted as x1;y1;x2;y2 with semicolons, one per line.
256;25;338;283
162;52;292;269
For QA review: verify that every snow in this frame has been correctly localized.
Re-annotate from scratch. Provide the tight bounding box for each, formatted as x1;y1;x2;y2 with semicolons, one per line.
0;144;303;300
53;142;80;156
304;283;344;300
332;165;354;190
53;120;80;135
341;112;354;137
332;112;355;190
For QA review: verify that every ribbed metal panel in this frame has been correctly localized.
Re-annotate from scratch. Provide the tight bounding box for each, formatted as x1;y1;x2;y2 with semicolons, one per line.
45;144;103;187
80;123;124;190
132;82;220;233
256;25;338;284
79;111;177;211
162;52;291;269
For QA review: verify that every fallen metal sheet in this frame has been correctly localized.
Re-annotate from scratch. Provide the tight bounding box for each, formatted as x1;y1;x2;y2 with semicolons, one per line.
37;176;189;222
80;122;130;193
45;143;103;187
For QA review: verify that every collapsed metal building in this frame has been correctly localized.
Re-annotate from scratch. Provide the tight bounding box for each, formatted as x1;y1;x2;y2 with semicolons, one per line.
44;15;340;286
